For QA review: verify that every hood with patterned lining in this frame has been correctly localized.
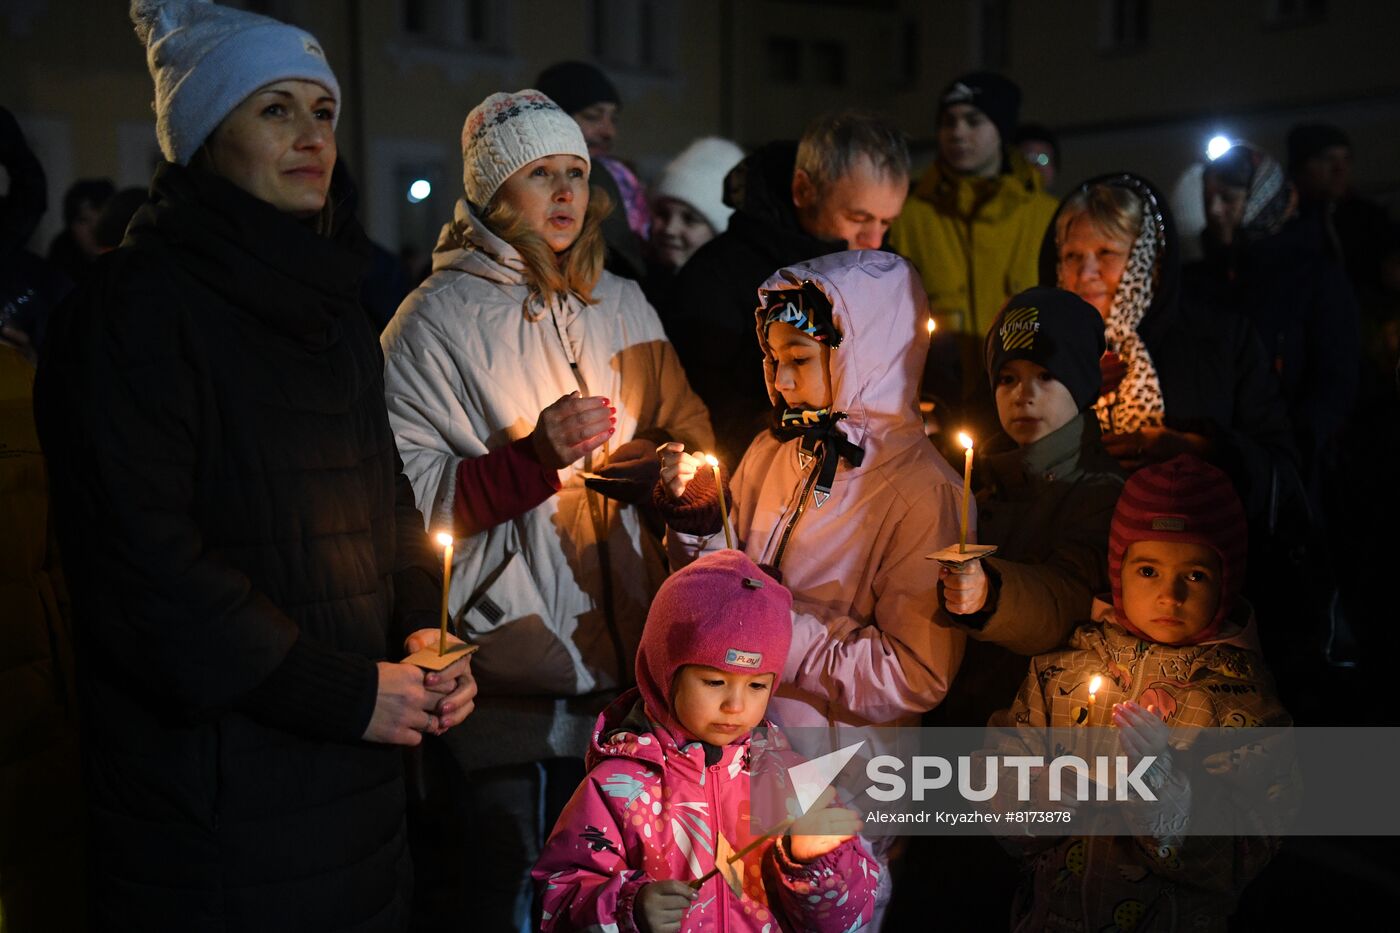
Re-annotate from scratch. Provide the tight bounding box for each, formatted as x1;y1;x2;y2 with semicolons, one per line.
753;249;931;483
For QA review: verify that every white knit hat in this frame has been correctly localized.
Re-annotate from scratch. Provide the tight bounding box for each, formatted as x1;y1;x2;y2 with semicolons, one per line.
131;0;341;165
654;137;745;234
461;90;590;209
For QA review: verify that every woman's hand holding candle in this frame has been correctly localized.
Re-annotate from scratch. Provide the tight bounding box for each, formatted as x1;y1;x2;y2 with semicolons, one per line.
531;391;615;470
402;628;478;735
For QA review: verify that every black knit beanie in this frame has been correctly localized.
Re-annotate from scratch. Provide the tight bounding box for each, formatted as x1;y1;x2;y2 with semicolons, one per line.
939;71;1020;144
985;287;1106;411
535;61;620;116
1286;123;1350;172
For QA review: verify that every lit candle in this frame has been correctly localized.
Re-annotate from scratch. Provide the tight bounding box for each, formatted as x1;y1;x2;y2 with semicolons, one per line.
436;531;454;657
1088;675;1102;707
957;432;974;553
926;316;937;337
704;454;734;550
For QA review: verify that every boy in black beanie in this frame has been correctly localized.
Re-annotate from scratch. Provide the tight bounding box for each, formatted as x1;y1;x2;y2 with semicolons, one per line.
931;286;1126;727
910;286;1127;925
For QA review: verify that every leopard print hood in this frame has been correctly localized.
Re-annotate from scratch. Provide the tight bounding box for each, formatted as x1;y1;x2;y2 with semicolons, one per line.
1038;174;1185;433
1037;172;1184;344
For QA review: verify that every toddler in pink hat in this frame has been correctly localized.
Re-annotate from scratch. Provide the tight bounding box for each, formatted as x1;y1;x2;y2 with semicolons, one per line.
534;550;877;933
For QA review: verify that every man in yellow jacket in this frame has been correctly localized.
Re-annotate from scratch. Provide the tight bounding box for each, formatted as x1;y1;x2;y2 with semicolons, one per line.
891;72;1057;414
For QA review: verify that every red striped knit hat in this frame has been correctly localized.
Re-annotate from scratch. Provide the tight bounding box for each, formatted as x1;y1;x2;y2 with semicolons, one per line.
1108;454;1247;643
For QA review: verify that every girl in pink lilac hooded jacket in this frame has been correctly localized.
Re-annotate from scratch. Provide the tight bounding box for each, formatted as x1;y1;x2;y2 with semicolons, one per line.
533;550;877;932
657;250;967;736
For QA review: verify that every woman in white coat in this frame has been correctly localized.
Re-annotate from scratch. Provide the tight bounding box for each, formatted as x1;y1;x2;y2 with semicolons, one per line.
381;89;712;928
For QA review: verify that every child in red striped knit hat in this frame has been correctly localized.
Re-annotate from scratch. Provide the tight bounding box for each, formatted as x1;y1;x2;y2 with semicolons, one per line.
992;454;1294;932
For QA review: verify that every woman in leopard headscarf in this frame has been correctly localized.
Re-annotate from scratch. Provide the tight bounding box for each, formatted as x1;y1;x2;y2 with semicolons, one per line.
1038;172;1296;522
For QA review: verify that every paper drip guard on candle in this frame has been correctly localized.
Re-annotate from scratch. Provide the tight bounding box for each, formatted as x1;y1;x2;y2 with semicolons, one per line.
403;640;478;671
927;542;998;567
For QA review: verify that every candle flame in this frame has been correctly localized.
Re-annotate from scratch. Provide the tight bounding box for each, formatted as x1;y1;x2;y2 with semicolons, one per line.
704;454;719;468
958;432;973;451
435;532;453;547
926;317;937;334
1089;675;1102;696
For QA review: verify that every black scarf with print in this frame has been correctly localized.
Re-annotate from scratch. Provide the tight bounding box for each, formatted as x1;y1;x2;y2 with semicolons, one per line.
770;406;864;506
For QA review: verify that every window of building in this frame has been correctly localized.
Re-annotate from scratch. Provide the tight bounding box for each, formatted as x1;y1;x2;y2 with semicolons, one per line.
1098;0;1150;53
971;0;1009;70
1265;0;1327;27
766;36;803;84
402;0;428;35
398;0;509;52
764;36;849;87
590;0;678;75
902;19;920;87
810;40;847;86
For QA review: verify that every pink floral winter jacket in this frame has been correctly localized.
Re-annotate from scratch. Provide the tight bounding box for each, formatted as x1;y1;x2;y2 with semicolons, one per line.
533;691;878;932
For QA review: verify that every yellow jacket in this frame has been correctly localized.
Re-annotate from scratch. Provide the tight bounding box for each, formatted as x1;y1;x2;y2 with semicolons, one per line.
0;343;84;927
890;149;1058;338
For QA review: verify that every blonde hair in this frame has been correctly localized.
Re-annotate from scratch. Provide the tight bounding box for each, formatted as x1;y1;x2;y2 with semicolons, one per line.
1054;183;1143;250
481;184;613;305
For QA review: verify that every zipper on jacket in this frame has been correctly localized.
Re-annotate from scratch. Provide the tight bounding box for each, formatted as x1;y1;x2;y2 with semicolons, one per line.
705;758;731;933
770;452;822;575
550;307;628;686
964;216;977;333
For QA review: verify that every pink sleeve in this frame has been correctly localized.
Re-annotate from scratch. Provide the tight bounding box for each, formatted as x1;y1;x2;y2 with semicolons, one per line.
532;763;649;933
761;835;878;932
453;435;561;536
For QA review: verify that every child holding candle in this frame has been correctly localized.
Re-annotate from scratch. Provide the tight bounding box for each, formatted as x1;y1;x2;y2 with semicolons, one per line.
656;249;967;921
656;250;965;730
931;286;1125;730
533;550;876;933
992;455;1293;933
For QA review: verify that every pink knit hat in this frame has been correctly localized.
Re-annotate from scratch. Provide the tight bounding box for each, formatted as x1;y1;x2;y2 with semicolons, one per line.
637;550;793;732
1108;454;1247;643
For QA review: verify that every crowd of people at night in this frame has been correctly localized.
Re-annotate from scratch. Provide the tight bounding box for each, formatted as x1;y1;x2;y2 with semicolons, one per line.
3;1;1398;931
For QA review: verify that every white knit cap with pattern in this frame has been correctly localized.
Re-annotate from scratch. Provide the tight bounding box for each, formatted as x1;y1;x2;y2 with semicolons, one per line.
461;90;591;209
131;0;341;165
655;137;745;235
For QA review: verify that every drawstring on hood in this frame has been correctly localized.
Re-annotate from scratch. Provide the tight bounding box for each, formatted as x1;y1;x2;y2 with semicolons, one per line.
754;250;930;508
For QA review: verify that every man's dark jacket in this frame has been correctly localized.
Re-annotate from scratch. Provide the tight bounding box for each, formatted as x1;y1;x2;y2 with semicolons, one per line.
660;142;843;462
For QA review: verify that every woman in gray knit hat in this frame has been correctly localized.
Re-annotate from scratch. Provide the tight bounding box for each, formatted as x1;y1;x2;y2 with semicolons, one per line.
35;2;476;928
